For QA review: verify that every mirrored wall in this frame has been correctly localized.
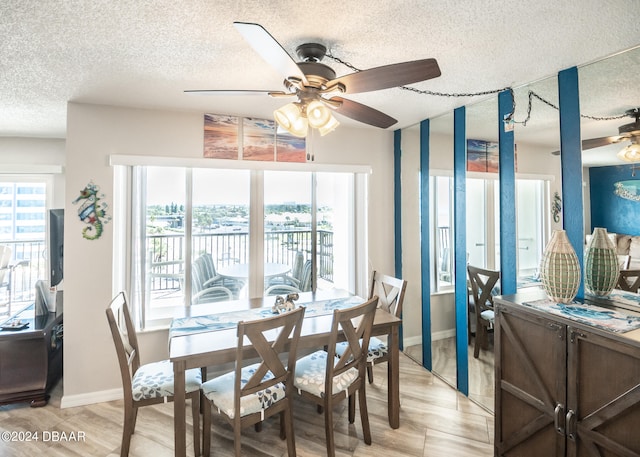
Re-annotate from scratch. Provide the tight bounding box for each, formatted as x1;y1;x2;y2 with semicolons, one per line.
398;45;639;413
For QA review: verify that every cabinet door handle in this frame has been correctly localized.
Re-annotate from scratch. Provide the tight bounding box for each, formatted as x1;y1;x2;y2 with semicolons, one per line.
554;403;565;434
565;409;576;441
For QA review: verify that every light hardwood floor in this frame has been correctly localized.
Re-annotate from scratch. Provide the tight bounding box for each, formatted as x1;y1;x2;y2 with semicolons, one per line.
0;353;494;456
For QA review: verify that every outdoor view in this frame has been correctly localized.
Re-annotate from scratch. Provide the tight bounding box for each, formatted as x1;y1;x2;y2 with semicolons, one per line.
140;167;352;318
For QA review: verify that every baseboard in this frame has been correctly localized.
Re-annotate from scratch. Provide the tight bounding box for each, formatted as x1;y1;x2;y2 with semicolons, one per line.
432;328;456;341
403;335;422;347
60;387;123;409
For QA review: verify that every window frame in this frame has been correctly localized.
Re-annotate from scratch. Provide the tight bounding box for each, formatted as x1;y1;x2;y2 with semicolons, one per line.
112;157;370;330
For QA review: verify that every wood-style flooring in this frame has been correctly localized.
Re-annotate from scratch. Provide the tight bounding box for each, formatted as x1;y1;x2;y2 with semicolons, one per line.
410;337;495;413
0;353;494;456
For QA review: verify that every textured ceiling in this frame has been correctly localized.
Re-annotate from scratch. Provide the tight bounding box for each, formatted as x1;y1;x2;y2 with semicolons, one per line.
1;0;639;165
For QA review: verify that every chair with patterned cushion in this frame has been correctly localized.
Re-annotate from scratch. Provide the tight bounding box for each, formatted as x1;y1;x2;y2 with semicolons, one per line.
294;296;378;457
467;265;500;358
336;271;407;384
201;306;305;457
106;292;202;457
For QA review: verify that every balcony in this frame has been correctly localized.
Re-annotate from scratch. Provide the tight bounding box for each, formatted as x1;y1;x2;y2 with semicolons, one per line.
2;229;334;316
0;239;47;315
147;229;334;300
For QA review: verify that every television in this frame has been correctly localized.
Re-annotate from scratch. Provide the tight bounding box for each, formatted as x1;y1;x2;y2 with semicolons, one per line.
49;209;64;288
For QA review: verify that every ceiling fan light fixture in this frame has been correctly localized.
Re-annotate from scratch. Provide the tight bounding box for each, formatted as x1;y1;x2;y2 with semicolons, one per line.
306;100;332;129
317;114;340;136
617;142;640;163
274;103;308;137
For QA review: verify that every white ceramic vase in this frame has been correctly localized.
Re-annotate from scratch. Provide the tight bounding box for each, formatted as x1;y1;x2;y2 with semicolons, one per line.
584;227;619;296
540;229;581;304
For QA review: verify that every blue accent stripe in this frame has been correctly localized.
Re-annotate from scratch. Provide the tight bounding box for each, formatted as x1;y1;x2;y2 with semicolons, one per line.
558;67;585;300
394;130;402;280
393;129;403;350
420;119;432;370
453;107;468;396
498;90;517;295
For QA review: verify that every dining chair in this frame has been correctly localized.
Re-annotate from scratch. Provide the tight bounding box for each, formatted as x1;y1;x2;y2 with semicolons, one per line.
616;269;640;293
335;271;407;384
467;265;500;358
201;306;305;457
294;296;378;457
106;292;202;457
618;254;631;270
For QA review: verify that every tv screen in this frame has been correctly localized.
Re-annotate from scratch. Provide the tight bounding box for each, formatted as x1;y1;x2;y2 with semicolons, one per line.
49;209;64;287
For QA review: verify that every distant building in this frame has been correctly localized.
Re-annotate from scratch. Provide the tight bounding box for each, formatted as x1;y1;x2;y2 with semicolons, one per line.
0;182;47;241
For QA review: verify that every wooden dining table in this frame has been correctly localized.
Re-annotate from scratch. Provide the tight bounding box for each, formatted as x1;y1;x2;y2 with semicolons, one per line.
168;288;401;457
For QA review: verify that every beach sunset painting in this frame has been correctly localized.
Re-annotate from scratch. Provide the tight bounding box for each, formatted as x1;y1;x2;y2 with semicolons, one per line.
276;130;306;162
243;118;275;161
203;114;238;159
467;139;499;172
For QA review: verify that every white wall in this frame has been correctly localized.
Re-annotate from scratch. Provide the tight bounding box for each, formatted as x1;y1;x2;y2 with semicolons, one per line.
0;137;66;208
62;102;395;406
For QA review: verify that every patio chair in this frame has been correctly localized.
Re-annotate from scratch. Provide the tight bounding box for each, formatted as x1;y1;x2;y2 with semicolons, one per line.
192;253;236;304
265;260;312;296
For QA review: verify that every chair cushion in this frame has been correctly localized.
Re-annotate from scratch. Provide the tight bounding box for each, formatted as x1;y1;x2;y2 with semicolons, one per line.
294;350;358;398
201;363;285;419
335;337;388;364
132;360;202;401
480;309;495;322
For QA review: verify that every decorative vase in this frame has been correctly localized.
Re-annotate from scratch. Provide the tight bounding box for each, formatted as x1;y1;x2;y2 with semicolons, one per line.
540;229;581;304
584;227;619;296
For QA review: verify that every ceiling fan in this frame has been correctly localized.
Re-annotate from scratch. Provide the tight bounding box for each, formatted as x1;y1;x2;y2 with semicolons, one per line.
552;108;640;161
186;22;441;137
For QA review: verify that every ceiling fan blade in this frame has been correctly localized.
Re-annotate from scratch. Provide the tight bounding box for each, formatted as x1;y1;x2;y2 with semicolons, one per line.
550;134;628;155
330;97;397;128
233;22;308;85
184;90;290;97
582;135;626;150
330;58;441;94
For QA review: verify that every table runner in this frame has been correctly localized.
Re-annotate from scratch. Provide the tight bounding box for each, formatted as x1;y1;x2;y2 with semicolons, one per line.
170;295;365;339
522;298;640;333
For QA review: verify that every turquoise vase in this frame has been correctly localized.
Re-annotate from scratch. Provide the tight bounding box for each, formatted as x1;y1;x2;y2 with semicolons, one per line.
540;229;580;304
584;227;619;296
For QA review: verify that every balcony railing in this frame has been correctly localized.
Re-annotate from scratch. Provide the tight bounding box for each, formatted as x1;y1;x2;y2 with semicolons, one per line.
147;229;334;292
1;239;48;312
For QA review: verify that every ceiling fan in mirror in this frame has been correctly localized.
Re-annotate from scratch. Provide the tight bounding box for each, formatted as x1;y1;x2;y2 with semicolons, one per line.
552;108;640;161
186;22;441;137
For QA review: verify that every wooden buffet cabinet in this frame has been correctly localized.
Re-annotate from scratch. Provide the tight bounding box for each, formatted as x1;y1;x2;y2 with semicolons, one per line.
494;289;640;457
0;305;63;406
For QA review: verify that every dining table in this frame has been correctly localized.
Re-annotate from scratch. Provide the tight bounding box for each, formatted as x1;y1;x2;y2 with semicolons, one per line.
168;288;401;457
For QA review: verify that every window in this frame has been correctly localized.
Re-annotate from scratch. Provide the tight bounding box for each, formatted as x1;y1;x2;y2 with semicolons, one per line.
0;176;52;309
122;164;361;329
430;175;547;290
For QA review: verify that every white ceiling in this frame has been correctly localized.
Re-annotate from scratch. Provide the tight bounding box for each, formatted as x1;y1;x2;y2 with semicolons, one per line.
1;1;639;165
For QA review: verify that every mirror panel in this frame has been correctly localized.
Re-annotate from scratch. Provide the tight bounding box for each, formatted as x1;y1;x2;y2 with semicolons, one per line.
429;111;456;389
579;46;640;238
465;95;499;412
400;123;423;365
